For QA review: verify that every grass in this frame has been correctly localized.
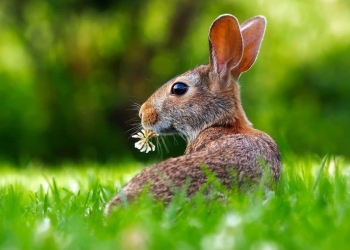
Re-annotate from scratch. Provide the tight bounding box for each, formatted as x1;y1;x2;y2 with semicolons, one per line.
0;154;349;250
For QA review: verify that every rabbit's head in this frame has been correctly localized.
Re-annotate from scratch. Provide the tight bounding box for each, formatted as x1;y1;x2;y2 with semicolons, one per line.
139;14;266;143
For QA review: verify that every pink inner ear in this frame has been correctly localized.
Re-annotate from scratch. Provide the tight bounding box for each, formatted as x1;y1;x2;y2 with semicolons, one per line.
209;15;243;75
216;59;225;74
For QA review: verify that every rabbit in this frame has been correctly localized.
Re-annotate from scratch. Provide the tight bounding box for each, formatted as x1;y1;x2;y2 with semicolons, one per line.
104;14;282;215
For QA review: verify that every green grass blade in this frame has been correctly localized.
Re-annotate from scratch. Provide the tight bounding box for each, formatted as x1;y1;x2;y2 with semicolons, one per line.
312;154;329;191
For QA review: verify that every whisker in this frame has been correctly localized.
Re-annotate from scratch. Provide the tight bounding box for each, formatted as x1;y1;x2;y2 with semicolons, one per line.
127;122;142;128
126;127;140;135
172;135;178;146
125;120;141;128
155;137;164;158
159;136;169;154
126;117;140;122
126;124;143;139
177;133;186;142
130;102;141;112
131;102;141;107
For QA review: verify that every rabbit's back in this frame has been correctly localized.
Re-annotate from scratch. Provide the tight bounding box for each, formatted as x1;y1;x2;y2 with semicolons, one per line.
118;128;281;203
185;127;281;181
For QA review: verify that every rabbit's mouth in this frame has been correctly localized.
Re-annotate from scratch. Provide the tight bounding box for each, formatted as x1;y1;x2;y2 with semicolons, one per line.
148;124;177;135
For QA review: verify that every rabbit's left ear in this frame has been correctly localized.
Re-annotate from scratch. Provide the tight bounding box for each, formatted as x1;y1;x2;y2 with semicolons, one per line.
232;16;266;79
209;15;243;80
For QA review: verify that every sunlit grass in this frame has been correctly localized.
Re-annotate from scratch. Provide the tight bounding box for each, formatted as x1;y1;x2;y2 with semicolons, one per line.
0;155;349;249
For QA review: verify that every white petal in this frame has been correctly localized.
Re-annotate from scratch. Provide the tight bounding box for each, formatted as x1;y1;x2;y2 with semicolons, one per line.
149;141;156;151
132;131;145;139
140;144;147;152
145;144;151;153
135;141;144;150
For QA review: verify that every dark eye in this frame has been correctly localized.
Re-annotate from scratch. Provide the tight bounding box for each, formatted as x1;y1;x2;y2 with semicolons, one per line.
171;82;189;96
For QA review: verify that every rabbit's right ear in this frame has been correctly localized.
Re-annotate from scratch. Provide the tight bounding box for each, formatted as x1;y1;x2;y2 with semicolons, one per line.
209;15;243;84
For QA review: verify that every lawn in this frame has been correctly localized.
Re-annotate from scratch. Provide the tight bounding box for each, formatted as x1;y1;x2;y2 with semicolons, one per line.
0;154;349;250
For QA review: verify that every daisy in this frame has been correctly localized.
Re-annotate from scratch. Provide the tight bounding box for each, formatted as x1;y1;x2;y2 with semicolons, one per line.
132;129;158;153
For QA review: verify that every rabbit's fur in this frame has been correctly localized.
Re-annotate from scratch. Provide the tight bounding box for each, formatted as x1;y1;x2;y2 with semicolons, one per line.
105;14;281;215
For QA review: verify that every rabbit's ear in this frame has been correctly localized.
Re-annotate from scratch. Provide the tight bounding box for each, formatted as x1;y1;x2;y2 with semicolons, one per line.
232;16;266;79
209;15;243;78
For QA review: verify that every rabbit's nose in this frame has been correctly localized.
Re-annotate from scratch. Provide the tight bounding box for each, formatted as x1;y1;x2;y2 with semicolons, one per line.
138;102;158;127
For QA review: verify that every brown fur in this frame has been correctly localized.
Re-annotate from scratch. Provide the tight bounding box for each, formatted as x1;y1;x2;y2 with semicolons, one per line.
105;14;282;215
140;101;158;126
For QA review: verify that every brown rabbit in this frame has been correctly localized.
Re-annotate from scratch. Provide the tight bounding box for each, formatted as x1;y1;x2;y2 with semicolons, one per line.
105;14;281;215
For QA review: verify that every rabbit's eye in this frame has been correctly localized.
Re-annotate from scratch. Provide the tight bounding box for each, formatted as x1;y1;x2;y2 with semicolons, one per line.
171;82;188;96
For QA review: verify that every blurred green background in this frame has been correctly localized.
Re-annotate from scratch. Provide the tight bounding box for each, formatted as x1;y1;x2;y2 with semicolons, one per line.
0;0;349;165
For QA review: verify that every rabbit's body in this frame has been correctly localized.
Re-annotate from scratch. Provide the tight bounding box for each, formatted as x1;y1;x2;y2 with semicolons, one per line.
105;127;280;213
105;14;282;215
